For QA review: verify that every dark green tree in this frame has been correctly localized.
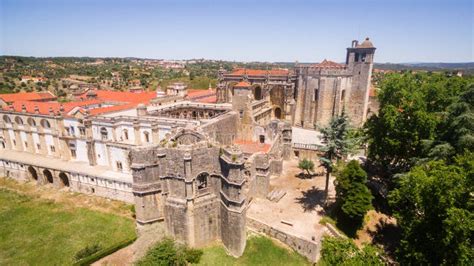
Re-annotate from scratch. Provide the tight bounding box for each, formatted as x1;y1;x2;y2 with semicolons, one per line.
335;160;373;227
320;237;384;266
365;72;470;179
388;152;473;265
425;84;474;160
319;112;354;202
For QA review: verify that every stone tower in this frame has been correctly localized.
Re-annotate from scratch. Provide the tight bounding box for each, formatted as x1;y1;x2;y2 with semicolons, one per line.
345;38;376;126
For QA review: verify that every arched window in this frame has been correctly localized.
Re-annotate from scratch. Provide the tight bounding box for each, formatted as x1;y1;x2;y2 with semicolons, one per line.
27;118;36;126
144;131;150;143
14;116;23;125
197;172;208;190
100;127;108;140
40;119;51;128
123;129;128;140
3;115;11;124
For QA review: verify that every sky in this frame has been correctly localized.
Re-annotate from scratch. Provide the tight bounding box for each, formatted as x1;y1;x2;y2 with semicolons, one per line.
0;0;472;63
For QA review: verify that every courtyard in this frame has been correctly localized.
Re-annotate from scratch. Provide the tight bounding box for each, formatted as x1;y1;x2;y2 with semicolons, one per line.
247;158;335;247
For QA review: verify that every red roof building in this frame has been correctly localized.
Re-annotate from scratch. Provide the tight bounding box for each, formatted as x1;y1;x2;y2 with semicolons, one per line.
0;92;57;105
228;68;289;76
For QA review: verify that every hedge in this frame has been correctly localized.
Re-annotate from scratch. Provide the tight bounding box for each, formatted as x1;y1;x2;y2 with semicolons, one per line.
73;236;137;266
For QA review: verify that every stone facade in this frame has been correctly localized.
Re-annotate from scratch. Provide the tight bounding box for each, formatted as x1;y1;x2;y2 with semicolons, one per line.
217;38;376;128
0;40;372;259
130;125;291;256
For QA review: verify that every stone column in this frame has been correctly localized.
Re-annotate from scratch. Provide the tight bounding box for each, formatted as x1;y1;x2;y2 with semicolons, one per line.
293;70;306;127
151;122;160;144
133;120;141;145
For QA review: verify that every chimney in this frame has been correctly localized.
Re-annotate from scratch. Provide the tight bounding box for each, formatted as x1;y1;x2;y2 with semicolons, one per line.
137;104;147;116
48;107;54;116
59;104;65;113
352;40;358;48
21;104;27;113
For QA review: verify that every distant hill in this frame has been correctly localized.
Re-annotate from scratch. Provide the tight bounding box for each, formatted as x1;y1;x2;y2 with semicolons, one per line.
374;62;474;74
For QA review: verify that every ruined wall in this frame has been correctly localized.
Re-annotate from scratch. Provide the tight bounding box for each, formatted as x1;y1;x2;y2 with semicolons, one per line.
247;216;321;262
200;112;239;145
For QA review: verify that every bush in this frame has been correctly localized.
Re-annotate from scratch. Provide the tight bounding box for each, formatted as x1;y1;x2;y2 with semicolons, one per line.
73;237;136;266
74;244;102;261
298;159;315;176
137;238;203;266
320;237;384;266
184;247;203;264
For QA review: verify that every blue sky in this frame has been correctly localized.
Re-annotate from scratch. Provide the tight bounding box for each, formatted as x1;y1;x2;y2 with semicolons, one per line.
0;0;472;62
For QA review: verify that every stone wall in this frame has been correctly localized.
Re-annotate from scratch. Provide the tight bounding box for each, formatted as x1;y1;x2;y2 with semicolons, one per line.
247;216;321;262
0;159;134;203
200;112;239;145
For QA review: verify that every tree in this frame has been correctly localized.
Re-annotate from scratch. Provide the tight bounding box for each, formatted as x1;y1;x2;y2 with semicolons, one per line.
388;152;473;265
319;112;354;202
365;72;470;179
298;158;314;176
320;237;384;266
335;160;373;227
425;84;474;160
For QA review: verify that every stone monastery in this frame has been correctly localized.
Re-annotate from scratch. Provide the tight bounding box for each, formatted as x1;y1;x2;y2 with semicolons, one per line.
0;38;375;257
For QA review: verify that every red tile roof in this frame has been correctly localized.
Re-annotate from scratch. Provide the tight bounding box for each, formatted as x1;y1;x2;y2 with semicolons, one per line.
229;68;289;76
0;92;57;103
312;59;345;69
234;81;251;87
88;103;137;115
196;95;217;104
234;139;271;154
78;90;156;104
4;100;102;115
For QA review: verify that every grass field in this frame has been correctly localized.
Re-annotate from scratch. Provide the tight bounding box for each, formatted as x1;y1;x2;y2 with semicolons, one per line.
0;188;136;265
195;235;310;266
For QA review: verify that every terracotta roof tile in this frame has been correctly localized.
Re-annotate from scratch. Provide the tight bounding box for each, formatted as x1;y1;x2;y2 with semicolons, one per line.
78;90;156;104
234;81;251;87
3;99;102;115
229;68;289;76
88;103;137;115
234;139;271;154
0;92;57;103
312;59;345;69
186;89;217;104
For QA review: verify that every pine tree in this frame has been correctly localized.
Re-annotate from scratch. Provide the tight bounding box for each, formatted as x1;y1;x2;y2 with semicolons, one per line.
319;112;354;202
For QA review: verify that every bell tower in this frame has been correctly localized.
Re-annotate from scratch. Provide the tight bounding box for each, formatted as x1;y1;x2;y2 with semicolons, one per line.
345;38;376;126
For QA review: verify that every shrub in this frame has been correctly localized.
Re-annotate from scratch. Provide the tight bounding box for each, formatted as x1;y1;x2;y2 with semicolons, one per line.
184;247;203;264
74;244;102;261
298;159;314;176
130;205;136;218
137;238;203;266
320;237;384;266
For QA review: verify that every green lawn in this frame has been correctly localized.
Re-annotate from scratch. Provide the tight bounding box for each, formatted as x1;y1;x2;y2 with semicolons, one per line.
0;188;136;265
195;235;310;266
